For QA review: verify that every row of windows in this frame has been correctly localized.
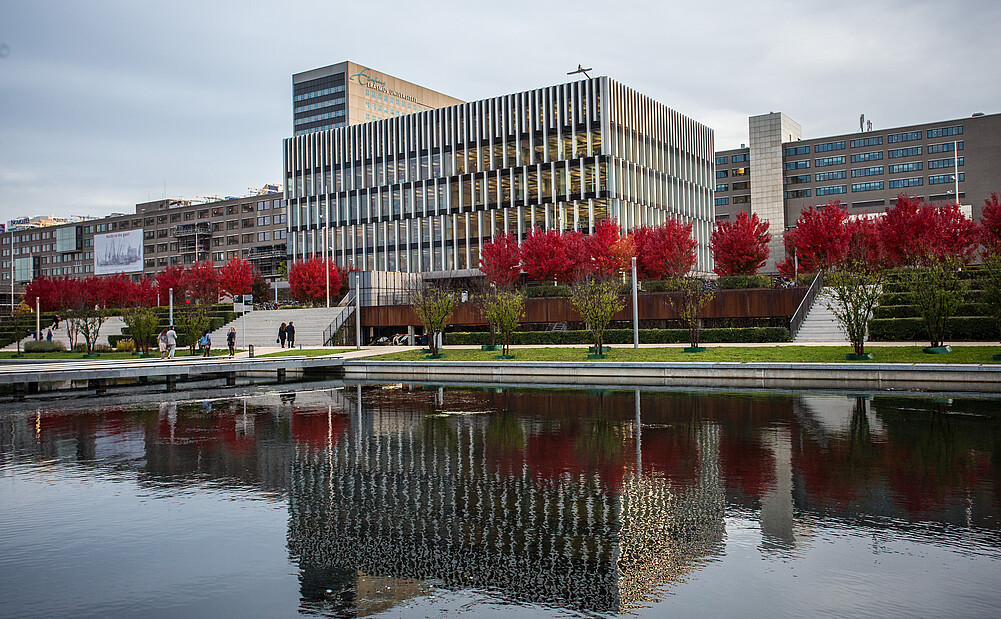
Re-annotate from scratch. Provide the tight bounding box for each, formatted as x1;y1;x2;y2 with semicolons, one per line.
817;185;848;196
293;84;346;102
888;130;921;143
852;181;883;192
785;189;811;199
715;183;728;192
294;109;346;126
889;161;922;173
784;160;809;170
294;96;346;115
927;125;962;138
928;157;964;169
889;177;923;188
714;197;729;206
929;173;965;184
731;153;749;163
815;170;847;181
851;151;883;162
785;174;810;185
851;166;883;178
850;136;883;148
816;156;845;167
256;230;288;242
295;121;346;136
784;145;809;156
929;141;963;153
715;156;728;165
889;146;922;158
814;141;845;152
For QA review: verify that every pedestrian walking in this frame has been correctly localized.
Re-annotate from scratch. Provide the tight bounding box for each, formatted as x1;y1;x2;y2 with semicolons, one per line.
166;326;177;359
199;332;212;357
53;315;60;330
46;329;53;342
158;329;168;359
285;321;295;347
227;327;236;357
278;322;287;348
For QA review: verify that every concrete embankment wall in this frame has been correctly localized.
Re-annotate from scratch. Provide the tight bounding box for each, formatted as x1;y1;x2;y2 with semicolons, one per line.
342;361;1001;393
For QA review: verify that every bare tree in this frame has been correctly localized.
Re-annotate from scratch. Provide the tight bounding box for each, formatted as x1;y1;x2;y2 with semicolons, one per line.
669;277;715;350
570;277;624;355
825;259;884;357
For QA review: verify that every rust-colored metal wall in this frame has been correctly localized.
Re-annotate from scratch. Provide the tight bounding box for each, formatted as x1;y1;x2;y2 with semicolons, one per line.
362;287;806;328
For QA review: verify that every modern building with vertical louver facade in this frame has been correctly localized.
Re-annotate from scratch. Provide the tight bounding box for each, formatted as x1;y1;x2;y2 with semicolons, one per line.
283;76;716;276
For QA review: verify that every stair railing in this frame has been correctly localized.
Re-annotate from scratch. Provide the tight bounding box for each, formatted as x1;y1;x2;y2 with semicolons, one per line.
789;270;825;339
322;291;356;345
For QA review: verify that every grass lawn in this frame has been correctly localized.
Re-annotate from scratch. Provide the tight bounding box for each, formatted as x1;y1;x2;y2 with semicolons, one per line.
259;348;353;358
0;349;242;361
368;345;1001;364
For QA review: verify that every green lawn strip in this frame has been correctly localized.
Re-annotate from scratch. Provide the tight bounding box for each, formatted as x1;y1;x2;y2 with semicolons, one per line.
0;349;242;361
258;348;353;358
367;345;1001;364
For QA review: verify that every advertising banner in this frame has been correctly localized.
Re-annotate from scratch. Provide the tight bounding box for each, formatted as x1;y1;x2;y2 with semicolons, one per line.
94;229;143;275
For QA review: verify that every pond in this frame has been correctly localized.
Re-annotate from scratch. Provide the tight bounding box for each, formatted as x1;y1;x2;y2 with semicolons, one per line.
1;385;1000;617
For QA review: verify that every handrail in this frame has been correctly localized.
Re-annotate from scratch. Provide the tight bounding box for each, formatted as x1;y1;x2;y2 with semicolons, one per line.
789;271;825;338
322;292;357;345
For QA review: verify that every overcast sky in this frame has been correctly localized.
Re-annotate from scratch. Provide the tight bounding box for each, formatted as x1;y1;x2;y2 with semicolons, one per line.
2;0;999;221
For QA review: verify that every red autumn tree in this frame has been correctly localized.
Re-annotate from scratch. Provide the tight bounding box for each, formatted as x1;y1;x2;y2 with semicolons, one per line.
181;260;221;305
979;192;1001;257
777;202;852;277
156;264;187;305
710;211;771;276
586;219;634;278
289;256;343;304
519;227;586;283
97;273;138;309
23;276;60;312
251;269;272;303
845;215;884;268
131;277;159;307
630;218;697;280
879;194;978;266
479;233;521;287
219;258;255;297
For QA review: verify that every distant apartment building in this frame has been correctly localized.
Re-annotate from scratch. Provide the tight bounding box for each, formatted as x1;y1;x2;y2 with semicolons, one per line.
714;112;1001;270
3;190;288;309
292;61;463;136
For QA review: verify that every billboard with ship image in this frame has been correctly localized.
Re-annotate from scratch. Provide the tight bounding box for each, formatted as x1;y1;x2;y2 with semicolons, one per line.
94;229;144;275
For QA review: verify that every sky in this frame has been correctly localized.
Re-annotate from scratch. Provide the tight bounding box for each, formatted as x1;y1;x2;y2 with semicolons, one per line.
1;0;999;222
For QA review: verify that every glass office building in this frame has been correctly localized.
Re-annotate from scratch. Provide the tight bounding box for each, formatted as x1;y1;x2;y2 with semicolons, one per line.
283;77;715;275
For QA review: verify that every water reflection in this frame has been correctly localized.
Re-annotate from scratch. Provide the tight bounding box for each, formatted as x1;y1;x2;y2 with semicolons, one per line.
1;387;1000;616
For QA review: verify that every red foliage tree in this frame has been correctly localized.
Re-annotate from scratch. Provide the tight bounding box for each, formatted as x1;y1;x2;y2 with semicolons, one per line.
776;202;851;277
586;219;634;278
845;215;884;268
879;194;978;266
519;228;586;283
710;211;771;276
23;276;60;312
96;273;138;309
479;233;521;287
181;261;221;304
250;269;272;303
288;256;343;304
219;258;255;297
978;192;1001;257
156;265;187;305
630;218;697;280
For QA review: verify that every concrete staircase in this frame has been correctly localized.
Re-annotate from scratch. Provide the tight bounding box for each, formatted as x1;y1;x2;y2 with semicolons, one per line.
206;306;353;349
3;316;127;351
793;290;849;343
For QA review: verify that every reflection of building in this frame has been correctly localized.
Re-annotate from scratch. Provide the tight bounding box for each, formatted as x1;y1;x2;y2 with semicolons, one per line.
284;76;715;274
286;387;727;615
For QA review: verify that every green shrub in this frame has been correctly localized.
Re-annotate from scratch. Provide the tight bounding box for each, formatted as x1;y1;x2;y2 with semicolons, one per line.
717;275;771;289
116;339;136;352
445;326;790;346
868;317;999;341
24;340;66;353
525;284;570;298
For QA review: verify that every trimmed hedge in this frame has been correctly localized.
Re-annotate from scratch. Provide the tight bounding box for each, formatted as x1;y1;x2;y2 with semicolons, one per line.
868;317;999;342
446;326;790;346
717;275;771;289
525;284;570;298
873;303;991;319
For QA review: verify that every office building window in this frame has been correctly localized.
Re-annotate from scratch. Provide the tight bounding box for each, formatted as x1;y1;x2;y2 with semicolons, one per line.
816;185;848;196
850;136;883;148
851;166;884;178
928;141;963;154
851;151;883;163
888;162;923;173
852;181;884;192
929;173;964;185
815;156;846;167
732;195;750;204
714;197;729;206
731;153;749;163
784;161;809;170
715;184;729;192
928;157;964;169
815;141;845;153
927;126;962;138
731;167;749;176
715;156;728;165
257;232;271;242
889;146;922;158
784;145;810;156
815;170;847;181
716;170;728;178
784;189;811;199
889;177;923;189
785;174;811;185
888;131;922;143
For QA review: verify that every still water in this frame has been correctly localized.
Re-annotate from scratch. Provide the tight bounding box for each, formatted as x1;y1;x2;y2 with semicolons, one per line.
1;385;1000;617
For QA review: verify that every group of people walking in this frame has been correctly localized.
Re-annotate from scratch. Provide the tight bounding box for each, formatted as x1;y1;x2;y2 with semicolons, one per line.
156;326;237;359
277;322;295;348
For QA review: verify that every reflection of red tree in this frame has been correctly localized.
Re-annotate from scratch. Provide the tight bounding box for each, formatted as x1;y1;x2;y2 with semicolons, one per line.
291;410;344;450
525;431;625;490
791;439;860;505
718;435;776;501
641;427;699;487
881;444;987;519
216;416;255;455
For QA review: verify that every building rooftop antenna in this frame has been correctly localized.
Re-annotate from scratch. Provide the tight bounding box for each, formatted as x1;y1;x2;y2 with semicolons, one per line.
567;64;593;79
